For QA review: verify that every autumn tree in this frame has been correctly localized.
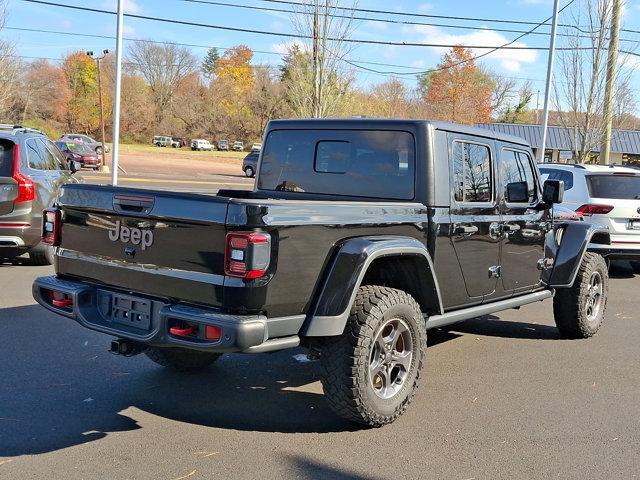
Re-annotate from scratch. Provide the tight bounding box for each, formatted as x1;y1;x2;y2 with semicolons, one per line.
423;46;493;124
19;60;69;126
0;0;21;118
368;77;410;118
63;52;100;132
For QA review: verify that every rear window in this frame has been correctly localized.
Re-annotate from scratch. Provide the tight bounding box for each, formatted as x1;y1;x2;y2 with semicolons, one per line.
586;174;640;200
258;129;415;200
0;140;14;177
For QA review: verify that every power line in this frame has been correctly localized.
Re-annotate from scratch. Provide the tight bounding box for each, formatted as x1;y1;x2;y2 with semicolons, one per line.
255;0;640;36
178;0;640;44
331;0;580;77
18;0;575;50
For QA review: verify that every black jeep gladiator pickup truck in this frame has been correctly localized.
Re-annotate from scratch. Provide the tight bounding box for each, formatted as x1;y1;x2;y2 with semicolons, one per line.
34;119;610;426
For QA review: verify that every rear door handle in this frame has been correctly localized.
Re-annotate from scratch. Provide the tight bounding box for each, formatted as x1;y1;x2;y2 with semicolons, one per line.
454;225;479;235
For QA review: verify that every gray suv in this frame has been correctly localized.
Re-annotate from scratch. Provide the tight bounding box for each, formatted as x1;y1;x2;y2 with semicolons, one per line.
0;125;81;265
60;134;109;155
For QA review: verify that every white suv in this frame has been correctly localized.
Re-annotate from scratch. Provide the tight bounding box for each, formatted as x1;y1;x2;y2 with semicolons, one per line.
539;164;640;261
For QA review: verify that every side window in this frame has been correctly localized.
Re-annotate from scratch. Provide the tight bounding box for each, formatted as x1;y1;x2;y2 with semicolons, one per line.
502;149;537;203
453;141;493;203
36;139;60;170
538;168;574;190
44;139;68;170
26;138;47;170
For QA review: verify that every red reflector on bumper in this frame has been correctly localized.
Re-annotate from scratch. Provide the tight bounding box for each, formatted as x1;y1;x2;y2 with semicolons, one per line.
205;325;222;341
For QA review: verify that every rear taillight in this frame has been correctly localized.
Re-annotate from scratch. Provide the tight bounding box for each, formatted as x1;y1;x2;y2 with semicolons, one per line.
42;208;61;246
12;144;35;203
576;204;614;216
224;232;271;279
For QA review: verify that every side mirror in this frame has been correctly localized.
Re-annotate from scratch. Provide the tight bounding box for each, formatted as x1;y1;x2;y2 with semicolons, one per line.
506;181;529;203
69;160;81;173
542;179;564;204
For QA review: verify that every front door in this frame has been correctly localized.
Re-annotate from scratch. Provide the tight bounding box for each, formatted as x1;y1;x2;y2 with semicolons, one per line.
448;135;501;299
498;146;546;292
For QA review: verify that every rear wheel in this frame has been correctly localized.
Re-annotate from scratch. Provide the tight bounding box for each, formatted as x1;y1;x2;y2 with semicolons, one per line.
553;252;608;338
28;245;55;266
145;347;221;372
244;166;255;178
318;286;426;427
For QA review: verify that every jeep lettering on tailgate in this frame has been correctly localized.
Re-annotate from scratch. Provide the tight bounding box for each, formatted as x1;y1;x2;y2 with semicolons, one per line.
108;220;154;250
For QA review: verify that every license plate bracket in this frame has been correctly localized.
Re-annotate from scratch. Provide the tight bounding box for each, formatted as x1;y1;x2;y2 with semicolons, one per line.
629;220;640;231
109;293;152;330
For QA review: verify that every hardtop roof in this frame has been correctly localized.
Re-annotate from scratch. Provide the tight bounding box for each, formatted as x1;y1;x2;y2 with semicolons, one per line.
266;118;531;147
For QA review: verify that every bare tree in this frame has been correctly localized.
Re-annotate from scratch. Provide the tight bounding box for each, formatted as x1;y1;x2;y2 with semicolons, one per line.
369;77;410;118
286;0;359;118
0;0;21;118
554;0;636;163
127;41;199;124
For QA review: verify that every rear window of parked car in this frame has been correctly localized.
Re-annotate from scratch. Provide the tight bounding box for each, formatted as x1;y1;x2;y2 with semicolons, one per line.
586;174;640;200
0;140;14;177
258;129;415;200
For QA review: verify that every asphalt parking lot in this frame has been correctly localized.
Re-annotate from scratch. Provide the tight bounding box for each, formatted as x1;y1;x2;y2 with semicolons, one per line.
1;258;639;480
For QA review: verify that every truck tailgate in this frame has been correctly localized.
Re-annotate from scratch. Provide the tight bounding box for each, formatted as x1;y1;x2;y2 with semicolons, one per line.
56;184;230;306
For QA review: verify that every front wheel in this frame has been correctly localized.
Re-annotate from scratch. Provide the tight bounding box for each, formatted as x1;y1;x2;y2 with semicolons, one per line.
318;286;426;427
553;252;608;338
96;146;103;155
145;347;221;372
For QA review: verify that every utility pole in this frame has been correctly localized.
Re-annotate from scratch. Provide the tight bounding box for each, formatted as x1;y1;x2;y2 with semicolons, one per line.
601;0;622;165
312;0;320;118
87;49;109;173
538;0;561;163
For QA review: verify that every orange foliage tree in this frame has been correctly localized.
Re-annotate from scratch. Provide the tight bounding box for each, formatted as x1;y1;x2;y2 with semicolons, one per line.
423;46;494;124
62;52;100;132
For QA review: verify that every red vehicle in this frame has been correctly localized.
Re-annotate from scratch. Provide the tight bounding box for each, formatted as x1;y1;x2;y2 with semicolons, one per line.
55;141;102;170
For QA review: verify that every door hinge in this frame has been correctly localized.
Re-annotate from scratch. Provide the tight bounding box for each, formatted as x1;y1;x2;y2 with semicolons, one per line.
488;265;501;278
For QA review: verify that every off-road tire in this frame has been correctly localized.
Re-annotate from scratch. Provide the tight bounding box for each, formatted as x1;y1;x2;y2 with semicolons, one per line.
553;252;608;339
318;286;427;427
145;347;221;372
28;245;55;266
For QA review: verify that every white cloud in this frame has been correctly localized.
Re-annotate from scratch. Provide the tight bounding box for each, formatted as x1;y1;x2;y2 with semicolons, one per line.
418;3;434;12
271;41;308;55
365;20;388;31
411;25;538;72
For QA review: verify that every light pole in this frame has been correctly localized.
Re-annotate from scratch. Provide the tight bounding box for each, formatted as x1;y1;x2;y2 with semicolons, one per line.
538;0;561;164
87;49;110;172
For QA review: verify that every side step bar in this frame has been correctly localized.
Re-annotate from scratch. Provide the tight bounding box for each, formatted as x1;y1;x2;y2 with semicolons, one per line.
425;290;554;330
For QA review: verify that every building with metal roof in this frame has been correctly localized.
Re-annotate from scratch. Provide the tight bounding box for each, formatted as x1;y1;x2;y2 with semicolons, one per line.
477;122;640;165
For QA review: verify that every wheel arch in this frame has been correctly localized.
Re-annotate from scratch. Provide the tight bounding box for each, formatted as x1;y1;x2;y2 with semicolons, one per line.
302;236;443;337
546;222;610;288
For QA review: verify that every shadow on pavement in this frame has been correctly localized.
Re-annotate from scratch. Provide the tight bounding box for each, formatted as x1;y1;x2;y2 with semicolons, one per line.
445;315;563;340
0;298;575;458
285;455;385;480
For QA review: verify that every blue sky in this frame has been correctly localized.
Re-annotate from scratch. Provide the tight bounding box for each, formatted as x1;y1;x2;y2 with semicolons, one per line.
3;0;640;106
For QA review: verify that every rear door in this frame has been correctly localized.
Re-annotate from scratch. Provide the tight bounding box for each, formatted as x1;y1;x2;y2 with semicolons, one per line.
0;139;17;215
448;134;501;299
498;146;545;292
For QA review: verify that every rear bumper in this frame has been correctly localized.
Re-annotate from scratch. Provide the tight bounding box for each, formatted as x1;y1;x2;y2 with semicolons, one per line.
32;276;304;353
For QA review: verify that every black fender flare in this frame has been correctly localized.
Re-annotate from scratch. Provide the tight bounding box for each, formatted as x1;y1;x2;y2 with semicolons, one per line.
303;236;443;337
544;222;610;288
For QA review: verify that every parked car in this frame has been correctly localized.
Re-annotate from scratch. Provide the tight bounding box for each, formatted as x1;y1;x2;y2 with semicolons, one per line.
191;139;214;151
59;134;109;155
242;151;259;177
232;141;244;152
33;119;610;427
0;124;81;265
152;136;173;147
55;141;103;170
539;163;640;261
251;143;262;152
217;140;229;151
172;137;187;148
